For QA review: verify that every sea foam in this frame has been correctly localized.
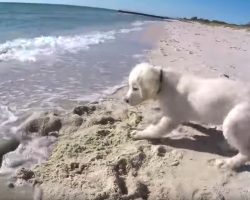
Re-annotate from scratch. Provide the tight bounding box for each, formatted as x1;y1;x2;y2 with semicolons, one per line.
0;25;144;62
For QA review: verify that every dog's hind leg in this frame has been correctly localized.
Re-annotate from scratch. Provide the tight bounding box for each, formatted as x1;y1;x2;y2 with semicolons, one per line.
131;116;180;139
216;103;250;169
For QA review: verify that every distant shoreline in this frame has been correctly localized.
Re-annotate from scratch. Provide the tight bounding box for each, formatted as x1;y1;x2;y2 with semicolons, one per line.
118;9;170;20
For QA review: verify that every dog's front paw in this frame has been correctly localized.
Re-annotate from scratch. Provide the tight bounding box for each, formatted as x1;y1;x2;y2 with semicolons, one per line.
208;158;235;170
130;130;145;140
215;159;230;169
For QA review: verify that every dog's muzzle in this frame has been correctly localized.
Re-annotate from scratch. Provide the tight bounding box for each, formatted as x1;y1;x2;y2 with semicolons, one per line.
123;97;129;104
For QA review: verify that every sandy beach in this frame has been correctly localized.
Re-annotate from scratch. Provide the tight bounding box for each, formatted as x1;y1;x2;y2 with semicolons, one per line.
5;20;250;200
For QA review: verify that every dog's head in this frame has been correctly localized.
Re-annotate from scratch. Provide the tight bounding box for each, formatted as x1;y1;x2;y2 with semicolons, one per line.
124;62;162;106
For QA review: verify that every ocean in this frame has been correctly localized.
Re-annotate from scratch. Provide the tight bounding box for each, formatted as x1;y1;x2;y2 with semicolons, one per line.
0;2;160;183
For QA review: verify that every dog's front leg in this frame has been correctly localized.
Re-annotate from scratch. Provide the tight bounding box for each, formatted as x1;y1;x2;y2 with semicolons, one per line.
131;116;179;139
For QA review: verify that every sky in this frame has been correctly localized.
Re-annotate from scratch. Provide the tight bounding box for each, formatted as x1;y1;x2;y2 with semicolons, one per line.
0;0;250;25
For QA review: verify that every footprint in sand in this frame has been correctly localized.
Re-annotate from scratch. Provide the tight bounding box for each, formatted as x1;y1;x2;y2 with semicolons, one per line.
230;46;241;50
160;48;168;56
208;66;218;71
174;48;181;52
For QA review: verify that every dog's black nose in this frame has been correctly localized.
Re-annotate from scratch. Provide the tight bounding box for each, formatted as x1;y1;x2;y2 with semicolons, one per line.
124;98;129;103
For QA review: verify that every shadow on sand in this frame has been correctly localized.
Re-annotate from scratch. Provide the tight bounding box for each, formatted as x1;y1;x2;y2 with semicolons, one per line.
148;122;250;172
149;122;236;157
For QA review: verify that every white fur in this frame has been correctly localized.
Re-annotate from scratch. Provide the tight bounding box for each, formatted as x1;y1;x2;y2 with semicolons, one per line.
125;62;250;169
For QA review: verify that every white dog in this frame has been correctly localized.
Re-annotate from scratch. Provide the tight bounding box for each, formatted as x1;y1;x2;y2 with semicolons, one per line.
124;63;250;169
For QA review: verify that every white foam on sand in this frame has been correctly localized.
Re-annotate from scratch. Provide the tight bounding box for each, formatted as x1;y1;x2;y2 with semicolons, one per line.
0;105;18;128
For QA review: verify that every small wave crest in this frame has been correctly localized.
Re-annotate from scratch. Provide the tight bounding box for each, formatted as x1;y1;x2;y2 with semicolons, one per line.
119;27;142;33
131;21;146;27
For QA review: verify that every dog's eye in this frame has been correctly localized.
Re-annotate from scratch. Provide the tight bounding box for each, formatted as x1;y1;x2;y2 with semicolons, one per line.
133;87;139;91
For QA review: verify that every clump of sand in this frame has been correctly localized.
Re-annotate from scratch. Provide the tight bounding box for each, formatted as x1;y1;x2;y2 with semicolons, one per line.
33;100;152;200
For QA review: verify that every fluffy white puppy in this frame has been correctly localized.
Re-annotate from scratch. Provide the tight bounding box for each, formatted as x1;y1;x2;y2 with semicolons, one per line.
124;62;250;169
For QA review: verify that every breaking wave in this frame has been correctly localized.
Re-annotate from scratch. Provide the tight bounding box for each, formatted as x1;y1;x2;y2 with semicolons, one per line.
0;24;145;62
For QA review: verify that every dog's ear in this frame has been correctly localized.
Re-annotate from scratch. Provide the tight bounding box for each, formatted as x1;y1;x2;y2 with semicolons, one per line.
137;76;147;99
137;71;158;99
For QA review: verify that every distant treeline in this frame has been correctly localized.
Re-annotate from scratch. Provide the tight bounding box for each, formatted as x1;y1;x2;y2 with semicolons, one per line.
118;10;249;28
183;16;250;28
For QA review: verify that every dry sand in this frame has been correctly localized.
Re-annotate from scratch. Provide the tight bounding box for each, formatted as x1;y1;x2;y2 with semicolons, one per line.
16;20;250;200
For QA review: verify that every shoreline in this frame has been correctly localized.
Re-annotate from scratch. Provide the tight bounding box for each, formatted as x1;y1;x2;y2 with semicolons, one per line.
0;20;163;199
3;20;250;199
118;10;168;20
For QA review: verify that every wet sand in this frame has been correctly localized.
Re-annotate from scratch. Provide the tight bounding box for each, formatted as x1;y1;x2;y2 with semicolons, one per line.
0;178;33;200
